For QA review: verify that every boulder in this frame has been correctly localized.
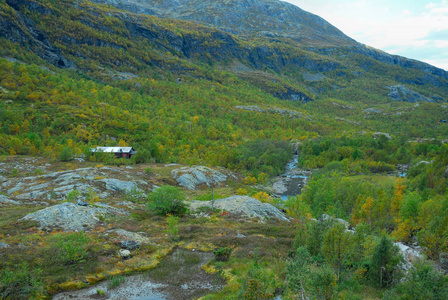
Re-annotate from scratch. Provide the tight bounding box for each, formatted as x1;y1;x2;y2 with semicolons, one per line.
0;242;9;248
119;240;140;251
445;166;448;178
189;195;289;222
77;200;89;207
118;249;131;259
320;214;350;229
394;242;423;269
20;202;128;232
110;229;152;244
171;166;230;190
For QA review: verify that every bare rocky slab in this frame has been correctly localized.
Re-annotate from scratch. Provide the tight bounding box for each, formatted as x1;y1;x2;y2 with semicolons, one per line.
20;202;129;232
190;195;289;222
171;166;237;190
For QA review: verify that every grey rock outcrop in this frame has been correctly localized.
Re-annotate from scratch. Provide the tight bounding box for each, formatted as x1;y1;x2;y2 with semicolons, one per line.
2;0;75;68
363;108;383;114
373;132;392;140
171;166;233;190
0;195;20;205
235;105;312;121
119;240;141;251
189;195;289;222
110;229;152;244
394;242;423;270
388;85;434;103
1;167;146;201
99;178;141;193
20;202;128;232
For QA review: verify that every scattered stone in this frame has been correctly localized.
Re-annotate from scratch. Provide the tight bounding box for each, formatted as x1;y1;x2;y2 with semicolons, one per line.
395;242;423;269
320;214;350;229
388;85;434;103
303;72;325;82
171;166;231;190
373;132;392;140
20;202;127;232
110;229;152;244
331;102;354;110
119;240;141;251
235;105;312;121
118;249;131;259
0;195;20;205
189;196;289;222
363;108;383;114
77;200;89;207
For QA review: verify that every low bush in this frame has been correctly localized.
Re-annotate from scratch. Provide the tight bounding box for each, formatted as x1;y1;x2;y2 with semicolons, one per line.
147;185;187;216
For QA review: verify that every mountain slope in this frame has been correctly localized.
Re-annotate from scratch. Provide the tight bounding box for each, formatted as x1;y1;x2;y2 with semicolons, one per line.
91;0;356;46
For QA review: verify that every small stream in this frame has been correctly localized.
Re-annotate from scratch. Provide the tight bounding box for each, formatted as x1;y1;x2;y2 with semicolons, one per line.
273;155;311;200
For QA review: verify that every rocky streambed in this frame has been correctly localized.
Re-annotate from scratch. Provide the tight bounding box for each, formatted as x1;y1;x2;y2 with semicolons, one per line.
273;155;311;200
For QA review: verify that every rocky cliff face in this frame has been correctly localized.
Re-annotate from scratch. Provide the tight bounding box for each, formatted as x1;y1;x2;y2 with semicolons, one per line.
1;0;75;68
1;0;447;102
92;0;356;46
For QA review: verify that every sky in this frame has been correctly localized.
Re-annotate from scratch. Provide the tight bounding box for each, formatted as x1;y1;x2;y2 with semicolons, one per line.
283;0;448;71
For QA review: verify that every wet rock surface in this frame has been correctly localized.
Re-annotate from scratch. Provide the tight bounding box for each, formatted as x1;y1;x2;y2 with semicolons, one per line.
53;248;224;300
273;155;311;200
190;195;289;222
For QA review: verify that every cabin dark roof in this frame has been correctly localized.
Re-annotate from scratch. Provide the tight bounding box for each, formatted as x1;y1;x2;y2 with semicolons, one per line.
91;147;136;153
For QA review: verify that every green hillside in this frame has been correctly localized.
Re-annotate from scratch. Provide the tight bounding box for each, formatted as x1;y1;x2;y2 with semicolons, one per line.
1;0;448;299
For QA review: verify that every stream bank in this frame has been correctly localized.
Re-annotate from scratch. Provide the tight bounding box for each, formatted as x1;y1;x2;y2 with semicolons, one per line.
273;155;311;200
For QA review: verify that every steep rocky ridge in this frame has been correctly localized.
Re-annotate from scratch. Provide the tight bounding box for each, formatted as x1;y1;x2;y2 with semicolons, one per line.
91;0;356;46
0;0;447;104
1;0;75;68
91;0;448;89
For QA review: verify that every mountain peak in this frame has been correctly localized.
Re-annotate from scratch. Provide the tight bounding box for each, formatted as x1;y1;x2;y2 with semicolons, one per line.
92;0;356;46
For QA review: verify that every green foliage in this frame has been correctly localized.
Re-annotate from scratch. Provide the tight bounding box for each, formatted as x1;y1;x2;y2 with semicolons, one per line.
107;275;125;290
66;189;80;202
59;146;74;161
237;260;277;299
368;235;403;288
123;186;145;204
166;215;179;240
147;185;187;216
387;260;448;300
57;232;90;264
213;247;232;262
231;139;292;176
96;289;106;296
0;262;44;300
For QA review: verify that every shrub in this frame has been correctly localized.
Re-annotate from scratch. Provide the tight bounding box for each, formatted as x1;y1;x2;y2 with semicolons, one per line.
0;263;44;299
166;215;179;240
213;247;232;262
57;232;89;264
147;185;187;216
107;275;125;290
59;146;74;161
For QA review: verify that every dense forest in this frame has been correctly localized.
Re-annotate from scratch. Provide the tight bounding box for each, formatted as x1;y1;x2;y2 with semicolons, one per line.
1;0;448;299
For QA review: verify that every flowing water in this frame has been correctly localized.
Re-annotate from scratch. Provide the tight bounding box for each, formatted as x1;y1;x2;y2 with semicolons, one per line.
273;155;311;200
